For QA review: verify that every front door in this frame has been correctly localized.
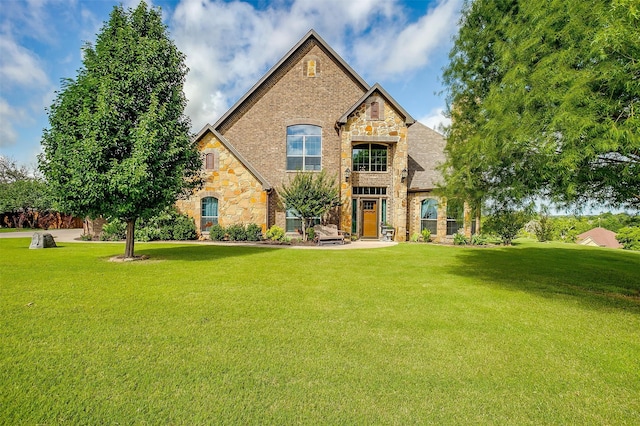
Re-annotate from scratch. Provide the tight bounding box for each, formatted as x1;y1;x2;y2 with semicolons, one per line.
362;200;378;238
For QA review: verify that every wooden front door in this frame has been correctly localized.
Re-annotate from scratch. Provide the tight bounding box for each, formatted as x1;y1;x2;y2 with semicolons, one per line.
362;200;378;238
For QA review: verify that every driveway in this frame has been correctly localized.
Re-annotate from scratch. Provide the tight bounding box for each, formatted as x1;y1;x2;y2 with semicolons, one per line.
0;228;83;242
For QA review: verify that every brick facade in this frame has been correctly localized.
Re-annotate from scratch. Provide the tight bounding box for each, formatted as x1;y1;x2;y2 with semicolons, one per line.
181;30;453;241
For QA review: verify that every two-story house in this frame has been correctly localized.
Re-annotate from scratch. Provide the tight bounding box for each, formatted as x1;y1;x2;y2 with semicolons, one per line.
177;30;472;242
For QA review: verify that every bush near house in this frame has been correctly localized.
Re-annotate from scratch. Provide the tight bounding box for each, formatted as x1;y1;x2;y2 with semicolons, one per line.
265;225;287;242
100;208;197;242
208;223;263;242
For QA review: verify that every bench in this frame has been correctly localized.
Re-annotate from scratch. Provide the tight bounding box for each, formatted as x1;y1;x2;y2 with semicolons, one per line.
314;224;345;245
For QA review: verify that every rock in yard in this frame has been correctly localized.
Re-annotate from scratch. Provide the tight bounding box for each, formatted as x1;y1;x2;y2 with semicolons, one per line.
29;232;57;249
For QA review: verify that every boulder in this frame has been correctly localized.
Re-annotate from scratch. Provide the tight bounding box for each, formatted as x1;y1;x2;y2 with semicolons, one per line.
29;232;57;249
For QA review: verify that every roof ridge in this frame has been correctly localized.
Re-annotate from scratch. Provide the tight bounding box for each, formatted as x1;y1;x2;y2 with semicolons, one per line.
213;29;370;132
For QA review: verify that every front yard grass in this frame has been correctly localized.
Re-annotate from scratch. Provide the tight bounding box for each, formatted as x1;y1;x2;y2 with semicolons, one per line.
1;239;639;424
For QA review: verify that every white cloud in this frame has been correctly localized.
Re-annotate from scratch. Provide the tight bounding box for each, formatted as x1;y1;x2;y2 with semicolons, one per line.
418;106;450;134
0;98;23;147
170;0;405;131
353;0;461;78
0;36;49;88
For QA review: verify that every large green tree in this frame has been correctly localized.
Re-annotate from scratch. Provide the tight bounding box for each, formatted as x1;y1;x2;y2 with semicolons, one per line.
442;0;639;211
40;2;202;258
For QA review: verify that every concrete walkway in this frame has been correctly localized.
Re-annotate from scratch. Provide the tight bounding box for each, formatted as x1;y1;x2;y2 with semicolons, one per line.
0;228;397;250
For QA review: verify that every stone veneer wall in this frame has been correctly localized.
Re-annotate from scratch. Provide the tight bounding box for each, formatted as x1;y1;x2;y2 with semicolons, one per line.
176;132;267;234
216;40;367;231
340;98;409;241
407;192;447;242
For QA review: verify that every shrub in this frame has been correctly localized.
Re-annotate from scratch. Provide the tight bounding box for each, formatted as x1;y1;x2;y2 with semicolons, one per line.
209;224;227;241
245;223;263;242
226;224;247;241
172;216;197;240
616;227;640;250
453;232;468;245
265;225;285;242
134;207;197;241
410;233;420;242
158;225;173;241
306;227;316;242
135;226;160;242
421;228;431;242
470;233;488;245
533;208;555;242
484;208;532;245
100;218;126;241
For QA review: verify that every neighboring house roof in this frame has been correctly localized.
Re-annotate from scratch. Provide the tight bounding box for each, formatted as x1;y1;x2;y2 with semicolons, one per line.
193;124;272;191
576;227;622;249
406;122;447;191
337;83;415;126
213;29;370;132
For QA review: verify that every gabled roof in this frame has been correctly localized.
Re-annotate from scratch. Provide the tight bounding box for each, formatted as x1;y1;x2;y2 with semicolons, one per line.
213;29;370;131
576;227;622;249
194;124;272;191
337;83;416;126
406;122;446;191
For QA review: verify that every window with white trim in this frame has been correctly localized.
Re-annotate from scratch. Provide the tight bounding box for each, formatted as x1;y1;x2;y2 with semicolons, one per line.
286;125;322;171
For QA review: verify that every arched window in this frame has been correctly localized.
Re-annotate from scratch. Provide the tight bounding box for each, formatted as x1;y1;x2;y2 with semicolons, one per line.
201;197;218;231
421;198;438;235
286;125;322;171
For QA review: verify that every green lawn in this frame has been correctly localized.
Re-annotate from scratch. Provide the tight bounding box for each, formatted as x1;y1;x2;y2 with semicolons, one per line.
1;239;639;424
0;228;36;233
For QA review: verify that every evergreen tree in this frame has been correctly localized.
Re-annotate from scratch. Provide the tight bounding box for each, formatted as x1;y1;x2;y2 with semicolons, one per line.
40;2;202;258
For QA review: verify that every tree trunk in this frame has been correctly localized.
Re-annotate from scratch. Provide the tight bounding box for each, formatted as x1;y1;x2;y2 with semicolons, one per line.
124;218;136;258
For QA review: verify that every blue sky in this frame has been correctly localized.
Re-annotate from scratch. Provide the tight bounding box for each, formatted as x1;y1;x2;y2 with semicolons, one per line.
0;0;462;168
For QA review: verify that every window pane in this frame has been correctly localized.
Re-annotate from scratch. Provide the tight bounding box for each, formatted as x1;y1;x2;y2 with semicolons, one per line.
304;136;321;155
287;157;303;170
287;125;321;171
287;136;303;155
201;197;218;217
371;148;387;171
421;198;438;219
353;146;369;171
421;219;437;235
201;197;219;232
287;124;321;136
305;156;321;170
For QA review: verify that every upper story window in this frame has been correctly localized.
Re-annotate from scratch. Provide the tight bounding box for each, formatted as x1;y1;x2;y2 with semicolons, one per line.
286;125;322;171
352;143;387;172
